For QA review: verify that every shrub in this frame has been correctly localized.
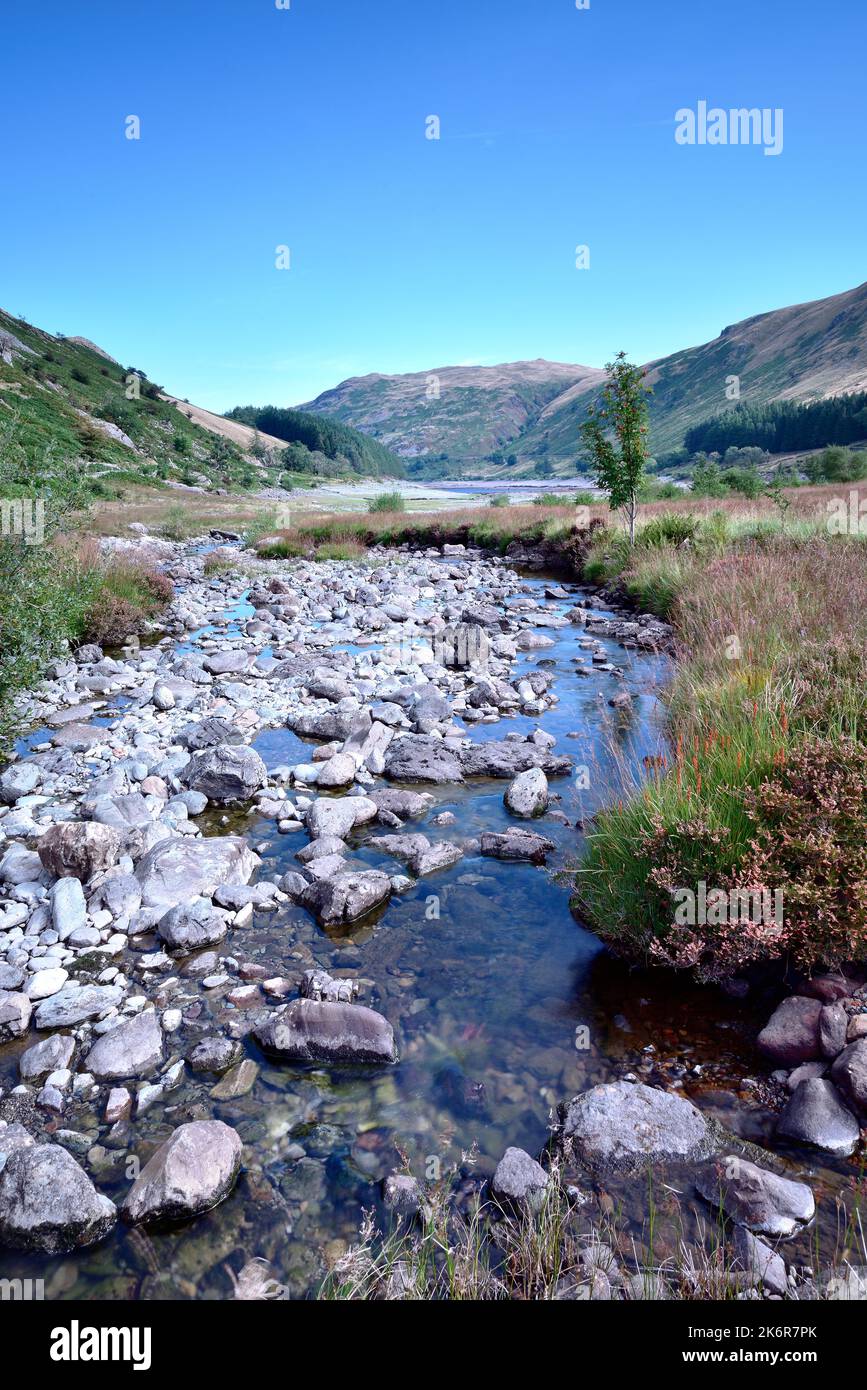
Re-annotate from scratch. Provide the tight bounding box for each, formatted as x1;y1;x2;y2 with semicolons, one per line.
637;512;701;548
368;491;405;514
80;558;172;646
488;493;510;507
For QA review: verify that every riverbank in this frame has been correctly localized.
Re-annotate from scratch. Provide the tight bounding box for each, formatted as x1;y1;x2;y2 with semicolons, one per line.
0;531;864;1301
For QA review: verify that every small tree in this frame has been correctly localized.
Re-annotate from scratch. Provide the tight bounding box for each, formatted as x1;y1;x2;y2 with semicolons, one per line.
581;352;651;544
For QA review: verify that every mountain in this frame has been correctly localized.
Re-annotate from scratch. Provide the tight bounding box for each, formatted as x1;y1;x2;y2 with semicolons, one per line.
302;360;605;469
302;282;867;472
0;309;401;495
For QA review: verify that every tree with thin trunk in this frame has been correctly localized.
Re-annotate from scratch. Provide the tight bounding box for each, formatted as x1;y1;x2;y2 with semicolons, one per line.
581;352;651;545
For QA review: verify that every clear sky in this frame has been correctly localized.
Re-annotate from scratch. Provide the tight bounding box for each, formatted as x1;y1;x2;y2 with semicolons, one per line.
4;0;865;411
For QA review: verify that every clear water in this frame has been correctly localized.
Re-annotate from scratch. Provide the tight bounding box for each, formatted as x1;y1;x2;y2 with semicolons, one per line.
1;574;859;1299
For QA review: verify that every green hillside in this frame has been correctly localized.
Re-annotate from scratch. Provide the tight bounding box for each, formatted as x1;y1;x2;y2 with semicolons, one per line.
225;404;405;478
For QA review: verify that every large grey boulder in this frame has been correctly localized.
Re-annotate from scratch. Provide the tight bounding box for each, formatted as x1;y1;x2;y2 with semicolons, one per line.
121;1121;242;1225
81;792;154;834
0;964;24;991
302;870;391;926
384;735;464;785
34;983;124;1029
254;999;397;1065
0;843;42;884
492;1147;549;1210
562;1081;716;1174
135;835;260;910
777;1078;861;1156
182;743;267;803
38;821;121;880
504;766;549;818
696;1156;815;1236
0;991;31;1042
757;996;822;1066
0;1144;116;1253
157;899;228;952
85;1010;164;1081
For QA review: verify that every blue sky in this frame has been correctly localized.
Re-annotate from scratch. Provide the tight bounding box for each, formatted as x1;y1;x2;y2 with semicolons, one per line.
4;0;865;411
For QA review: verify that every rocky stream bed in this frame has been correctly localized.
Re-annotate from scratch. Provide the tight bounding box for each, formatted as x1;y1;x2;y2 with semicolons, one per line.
0;536;865;1300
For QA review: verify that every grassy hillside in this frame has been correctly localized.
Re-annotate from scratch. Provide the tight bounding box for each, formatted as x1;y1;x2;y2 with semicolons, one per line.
0;309;403;497
0;309;269;495
516;280;867;464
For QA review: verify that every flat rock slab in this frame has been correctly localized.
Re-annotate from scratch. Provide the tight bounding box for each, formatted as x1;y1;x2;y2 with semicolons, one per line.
34;983;124;1029
383;736;464;785
254;999;397;1065
135;835;260;910
562;1081;717;1174
121;1120;242;1225
0;1143;116;1254
480;829;555;864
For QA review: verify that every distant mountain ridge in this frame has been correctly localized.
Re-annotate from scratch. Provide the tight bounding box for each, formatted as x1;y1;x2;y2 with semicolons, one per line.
303;359;605;465
303;281;867;472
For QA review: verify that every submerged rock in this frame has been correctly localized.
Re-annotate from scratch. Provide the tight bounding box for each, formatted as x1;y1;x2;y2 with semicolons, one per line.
121;1120;242;1224
695;1156;815;1237
253;999;397;1065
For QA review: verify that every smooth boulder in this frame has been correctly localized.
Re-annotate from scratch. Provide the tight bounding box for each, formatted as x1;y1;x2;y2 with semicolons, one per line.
85;1010;164;1081
562;1081;716;1174
121;1121;242;1225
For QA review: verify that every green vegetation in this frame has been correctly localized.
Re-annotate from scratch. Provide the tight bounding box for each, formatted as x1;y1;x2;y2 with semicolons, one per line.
573;507;867;984
803;444;867;484
226;404;405;478
581;353;651;543
367;490;406;514
0;310;255;496
0;450;172;748
684;390;867;456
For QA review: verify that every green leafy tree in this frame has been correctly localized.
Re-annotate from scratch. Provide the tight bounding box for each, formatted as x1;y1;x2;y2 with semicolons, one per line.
581;352;651;544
